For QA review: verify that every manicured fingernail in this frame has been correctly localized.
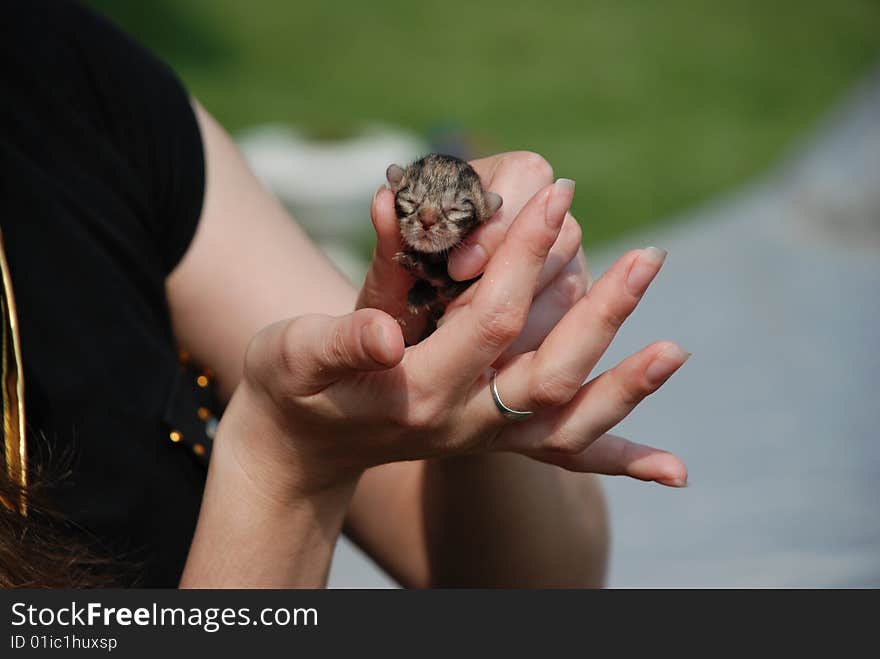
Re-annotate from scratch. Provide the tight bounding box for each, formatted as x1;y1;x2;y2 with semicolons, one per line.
362;321;393;365
626;246;667;295
547;178;575;228
645;344;690;386
449;243;488;280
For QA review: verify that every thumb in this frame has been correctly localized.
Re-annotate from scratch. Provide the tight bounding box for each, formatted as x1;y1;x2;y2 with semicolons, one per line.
264;309;405;395
357;186;427;343
358;186;411;315
370;185;403;262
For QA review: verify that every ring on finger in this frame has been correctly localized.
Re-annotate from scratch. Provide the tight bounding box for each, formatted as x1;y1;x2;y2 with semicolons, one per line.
490;370;533;421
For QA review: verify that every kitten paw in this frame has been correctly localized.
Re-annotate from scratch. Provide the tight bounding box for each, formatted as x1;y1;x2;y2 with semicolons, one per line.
393;251;421;275
407;279;438;314
440;278;476;302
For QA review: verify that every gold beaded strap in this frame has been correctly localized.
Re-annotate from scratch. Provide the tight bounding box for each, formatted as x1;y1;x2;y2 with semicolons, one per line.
0;229;26;516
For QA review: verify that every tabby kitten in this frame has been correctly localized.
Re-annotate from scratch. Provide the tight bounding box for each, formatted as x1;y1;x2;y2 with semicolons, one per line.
386;154;502;339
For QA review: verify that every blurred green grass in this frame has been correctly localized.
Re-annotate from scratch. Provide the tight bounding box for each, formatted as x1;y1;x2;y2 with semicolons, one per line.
89;0;880;245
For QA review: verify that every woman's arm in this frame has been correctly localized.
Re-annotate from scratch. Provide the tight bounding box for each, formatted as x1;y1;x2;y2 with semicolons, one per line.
165;105;357;402
180;384;357;588
173;148;602;587
345;457;609;588
168;104;686;587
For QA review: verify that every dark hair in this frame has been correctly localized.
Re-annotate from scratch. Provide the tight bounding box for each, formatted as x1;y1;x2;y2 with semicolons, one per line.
0;454;113;588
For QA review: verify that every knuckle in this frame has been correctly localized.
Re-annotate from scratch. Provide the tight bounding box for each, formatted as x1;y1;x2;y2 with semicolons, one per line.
552;271;586;309
560;216;583;252
327;323;355;367
278;318;306;376
523;235;553;261
546;428;584;455
510;151;554;183
529;371;582;409
614;375;648;408
476;305;527;349
402;410;431;432
400;400;443;432
594;300;626;334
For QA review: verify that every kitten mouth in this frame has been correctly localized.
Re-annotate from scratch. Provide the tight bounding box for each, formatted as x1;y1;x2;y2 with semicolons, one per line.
411;239;449;253
405;227;456;253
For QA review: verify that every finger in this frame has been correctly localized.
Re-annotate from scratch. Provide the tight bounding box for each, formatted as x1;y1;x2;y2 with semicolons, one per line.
418;179;574;385
489;246;668;413
358;187;410;314
526;433;689;487
275;308;405;395
577;248;594;292
533;213;583;293
370;185;403;261
449;152;555;280
494;254;587;365
491;341;690;453
444;219;583;318
358;186;428;342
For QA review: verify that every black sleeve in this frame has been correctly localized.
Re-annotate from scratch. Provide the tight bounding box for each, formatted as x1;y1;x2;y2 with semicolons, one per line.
48;0;206;273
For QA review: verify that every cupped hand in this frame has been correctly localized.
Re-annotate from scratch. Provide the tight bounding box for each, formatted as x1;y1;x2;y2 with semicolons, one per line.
240;179;688;496
358;151;589;358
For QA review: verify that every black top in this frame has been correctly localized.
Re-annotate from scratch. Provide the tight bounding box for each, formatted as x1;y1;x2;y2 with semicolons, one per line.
1;0;213;586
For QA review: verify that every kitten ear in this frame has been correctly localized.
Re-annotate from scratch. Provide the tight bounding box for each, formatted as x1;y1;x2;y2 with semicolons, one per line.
484;191;503;218
386;164;405;191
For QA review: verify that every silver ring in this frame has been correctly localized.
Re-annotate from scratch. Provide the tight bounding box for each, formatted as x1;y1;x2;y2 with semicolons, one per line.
490;370;533;420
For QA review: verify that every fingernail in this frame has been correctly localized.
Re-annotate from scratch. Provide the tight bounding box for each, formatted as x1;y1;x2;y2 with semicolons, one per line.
644;344;690;386
547;178;575;228
625;246;667;295
658;477;689;488
449;243;488;280
362;321;393;365
556;178;576;192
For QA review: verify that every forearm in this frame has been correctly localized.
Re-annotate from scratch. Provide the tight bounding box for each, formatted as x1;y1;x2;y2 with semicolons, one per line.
346;452;608;588
180;384;357;588
168;102;358;402
421;453;608;588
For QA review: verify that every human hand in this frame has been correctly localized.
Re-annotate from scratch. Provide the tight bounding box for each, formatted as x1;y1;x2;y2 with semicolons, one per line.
358;151;686;485
236;180;688;497
358;151;588;358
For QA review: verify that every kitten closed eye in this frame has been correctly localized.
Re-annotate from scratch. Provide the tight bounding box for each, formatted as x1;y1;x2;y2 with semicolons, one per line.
446;210;474;222
394;198;415;218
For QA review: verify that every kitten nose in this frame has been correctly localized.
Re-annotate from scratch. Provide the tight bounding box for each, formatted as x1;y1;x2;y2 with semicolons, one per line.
418;208;438;228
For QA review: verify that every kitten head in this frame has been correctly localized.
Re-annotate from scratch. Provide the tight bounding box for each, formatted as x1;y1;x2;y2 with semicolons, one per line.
386;154;502;254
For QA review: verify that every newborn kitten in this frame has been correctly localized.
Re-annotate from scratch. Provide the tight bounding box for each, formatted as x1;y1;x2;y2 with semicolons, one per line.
386;154;502;338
